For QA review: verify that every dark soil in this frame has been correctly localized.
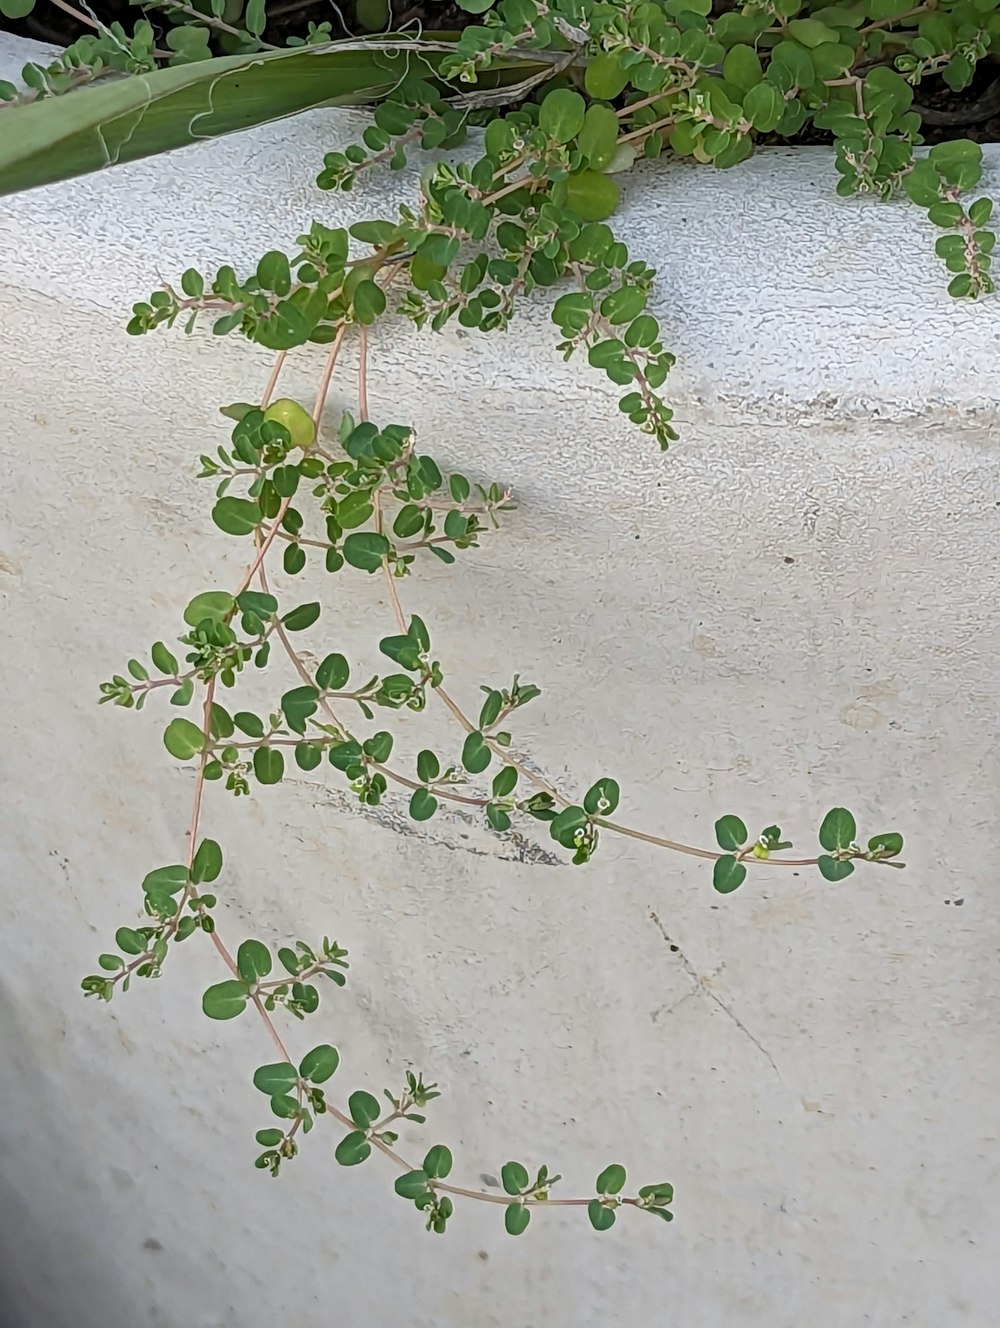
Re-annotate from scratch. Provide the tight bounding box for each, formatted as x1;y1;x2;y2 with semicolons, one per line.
3;1;998;145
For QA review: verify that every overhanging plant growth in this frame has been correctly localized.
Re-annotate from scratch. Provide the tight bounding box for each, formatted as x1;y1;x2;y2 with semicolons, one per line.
2;0;930;1240
1;0;997;298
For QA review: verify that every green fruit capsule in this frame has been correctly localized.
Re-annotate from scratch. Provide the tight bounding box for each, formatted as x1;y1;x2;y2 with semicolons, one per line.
263;398;316;451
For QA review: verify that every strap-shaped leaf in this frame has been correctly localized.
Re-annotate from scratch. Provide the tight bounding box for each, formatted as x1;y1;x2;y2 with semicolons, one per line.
0;37;550;197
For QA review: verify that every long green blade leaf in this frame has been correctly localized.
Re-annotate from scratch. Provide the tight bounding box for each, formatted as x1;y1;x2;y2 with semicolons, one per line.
0;36;547;197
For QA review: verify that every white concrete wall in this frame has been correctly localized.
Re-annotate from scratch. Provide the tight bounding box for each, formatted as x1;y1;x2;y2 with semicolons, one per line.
1;34;998;1328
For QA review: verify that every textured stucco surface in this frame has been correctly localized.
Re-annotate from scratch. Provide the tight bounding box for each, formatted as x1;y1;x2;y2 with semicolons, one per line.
1;33;998;1328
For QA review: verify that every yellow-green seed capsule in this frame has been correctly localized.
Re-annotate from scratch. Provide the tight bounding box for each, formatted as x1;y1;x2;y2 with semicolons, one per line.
263;398;316;451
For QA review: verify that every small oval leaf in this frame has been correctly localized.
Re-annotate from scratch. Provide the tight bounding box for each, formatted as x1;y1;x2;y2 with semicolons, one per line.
818;807;857;852
713;855;747;894
202;979;249;1020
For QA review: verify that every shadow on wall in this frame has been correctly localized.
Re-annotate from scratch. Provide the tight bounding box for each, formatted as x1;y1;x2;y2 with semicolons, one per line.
0;979;131;1328
0;1178;137;1328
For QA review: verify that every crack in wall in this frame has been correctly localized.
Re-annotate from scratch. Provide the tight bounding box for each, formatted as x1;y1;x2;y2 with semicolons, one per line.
648;909;781;1078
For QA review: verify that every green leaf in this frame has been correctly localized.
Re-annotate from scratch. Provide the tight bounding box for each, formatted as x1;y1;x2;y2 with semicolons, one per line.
167;26;211;62
904;160;944;207
486;804;512;833
423;1145;453;1179
578;104;620;171
583;777;620;816
935;234;965;260
350;219;399;245
237;939;272;982
281;685;319;733
395;1169;430;1199
209;704;235;741
417;749;440;782
272;466;301;499
183;590;234;627
968;197;993;228
930;139;983;192
336;490;374;529
151;641;179;674
714;815;748;851
270;1093;300;1119
927;202;965;228
335;1130;372;1166
253;1062;298;1095
539;88;586;144
742;83;785;133
257;250;291;293
255;1128;284;1146
724;44;763;92
811;43;855;79
479;689;503;729
461;731;492;774
770;39;815;88
163;718;205;760
409;788;438;821
202;979;248;1020
234;711;265;738
142;864;188;895
947;271;973;298
282;602;321;632
364;731;393;763
349;1090;381;1129
942;55;973;94
585;50;630;101
343;531;391;572
818;855;855;882
596;1163;627;1194
0;0;36;18
565;171;621;223
818;807;857;852
449;473;471;503
866;0;912;15
867;832;903;858
638;1181;675;1204
329;739;363;772
253;747;285;786
588;1199;617;1231
492;766;517;797
115;927;145;955
409;615;430;650
352;279;386;325
170;677;195;707
191;838;223;884
501;1161;529;1195
393;504;424;538
787;17;839;45
505;1204;531;1235
299;1044;340;1082
316;653;350;690
713;855;747;894
549;804;589;849
212;496;262;536
380;632;422;670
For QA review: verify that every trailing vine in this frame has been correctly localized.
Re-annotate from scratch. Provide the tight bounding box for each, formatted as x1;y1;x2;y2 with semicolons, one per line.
71;0;915;1243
